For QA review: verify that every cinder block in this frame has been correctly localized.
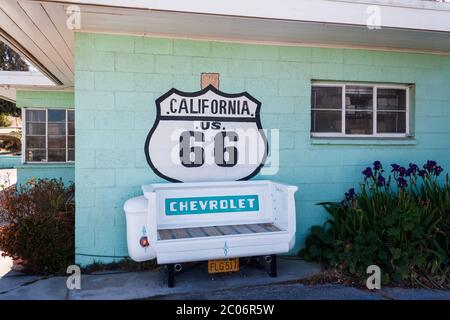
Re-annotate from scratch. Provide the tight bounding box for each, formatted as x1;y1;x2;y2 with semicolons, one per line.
94;111;134;130
133;73;173;92
312;48;344;64
210;41;235;58
279;46;312;62
245;78;278;97
261;96;295;114
115;168;157;186
115;92;155;111
192;57;228;76
230;43;279;61
76;168;115;187
343;49;374;66
76;48;115;71
228;60;263;77
174;39;211;57
155;55;192;75
75;187;96;208
76;91;114;110
95;34;134;53
135;37;173;54
116;53;154;73
94;72;134;91
263;61;311;79
96;149;136;168
75;148;96;168
76;130;115;149
75;71;95;90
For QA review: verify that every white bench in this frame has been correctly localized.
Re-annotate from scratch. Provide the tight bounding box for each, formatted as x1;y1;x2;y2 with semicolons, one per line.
124;180;297;286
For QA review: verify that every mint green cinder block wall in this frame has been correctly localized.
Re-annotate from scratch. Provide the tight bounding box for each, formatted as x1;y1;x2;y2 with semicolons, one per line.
74;32;450;265
15;90;75;186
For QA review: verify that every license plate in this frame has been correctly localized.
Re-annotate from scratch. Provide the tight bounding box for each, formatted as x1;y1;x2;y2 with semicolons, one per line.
208;258;239;274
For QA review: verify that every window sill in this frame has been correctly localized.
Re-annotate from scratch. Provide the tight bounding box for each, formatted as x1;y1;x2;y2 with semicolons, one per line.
16;162;75;169
310;137;417;146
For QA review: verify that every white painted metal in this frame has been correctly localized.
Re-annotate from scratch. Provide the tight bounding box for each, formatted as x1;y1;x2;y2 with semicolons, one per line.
124;180;298;264
41;0;450;32
0;71;54;86
0;87;16;102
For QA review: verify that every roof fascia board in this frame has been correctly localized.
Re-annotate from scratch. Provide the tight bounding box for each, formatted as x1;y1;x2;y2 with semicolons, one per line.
36;0;450;32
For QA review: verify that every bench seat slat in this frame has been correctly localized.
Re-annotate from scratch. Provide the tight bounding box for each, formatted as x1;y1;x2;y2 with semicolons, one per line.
158;223;282;240
201;226;222;237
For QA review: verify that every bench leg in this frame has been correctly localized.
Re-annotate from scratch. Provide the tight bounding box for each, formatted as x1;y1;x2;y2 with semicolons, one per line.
167;264;175;288
269;254;277;277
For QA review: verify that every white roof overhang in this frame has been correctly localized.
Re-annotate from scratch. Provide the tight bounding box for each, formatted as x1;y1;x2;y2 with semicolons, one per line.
0;0;449;86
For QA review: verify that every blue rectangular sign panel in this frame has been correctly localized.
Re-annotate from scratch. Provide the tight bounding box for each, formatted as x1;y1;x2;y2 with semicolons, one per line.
165;194;259;215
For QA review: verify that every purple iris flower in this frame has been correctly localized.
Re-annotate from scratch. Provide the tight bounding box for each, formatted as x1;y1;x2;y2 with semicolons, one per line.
373;161;382;171
398;176;408;189
398;166;406;177
362;167;373;179
418;170;427;178
391;163;400;173
377;175;386;187
408;163;418;174
434;166;443;176
424;160;437;172
345;188;356;201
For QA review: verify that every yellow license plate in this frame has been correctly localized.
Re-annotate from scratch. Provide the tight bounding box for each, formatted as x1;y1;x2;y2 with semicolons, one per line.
208;258;239;274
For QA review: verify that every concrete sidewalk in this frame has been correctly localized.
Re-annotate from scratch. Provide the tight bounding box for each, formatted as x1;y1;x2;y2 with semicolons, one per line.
1;254;449;300
0;255;322;300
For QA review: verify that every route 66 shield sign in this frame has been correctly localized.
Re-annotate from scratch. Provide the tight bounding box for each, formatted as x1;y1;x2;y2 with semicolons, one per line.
145;85;268;182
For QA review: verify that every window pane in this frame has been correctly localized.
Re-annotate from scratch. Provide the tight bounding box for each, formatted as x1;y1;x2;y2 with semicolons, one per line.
68;136;75;149
25;149;46;162
68;122;75;135
26;123;46;135
346;111;373;135
26;136;46;149
48;136;66;149
26;110;45;122
377;89;406;111
346;86;373;111
377;112;406;133
68;110;75;122
311;86;342;110
48;123;66;135
48;109;66;122
48;149;66;162
68;149;75;161
311;110;342;132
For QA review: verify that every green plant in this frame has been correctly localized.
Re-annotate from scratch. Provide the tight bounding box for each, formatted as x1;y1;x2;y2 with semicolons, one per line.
0;113;11;127
0;178;75;274
300;160;450;288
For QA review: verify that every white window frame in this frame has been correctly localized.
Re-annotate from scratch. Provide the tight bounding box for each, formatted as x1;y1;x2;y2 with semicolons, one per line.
311;82;410;138
22;108;75;164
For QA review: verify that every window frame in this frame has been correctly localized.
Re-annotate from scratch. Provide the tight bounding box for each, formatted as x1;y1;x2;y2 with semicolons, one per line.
22;108;75;164
311;82;410;138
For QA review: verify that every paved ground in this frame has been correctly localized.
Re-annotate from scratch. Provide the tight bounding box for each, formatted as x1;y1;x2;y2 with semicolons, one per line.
1;253;449;300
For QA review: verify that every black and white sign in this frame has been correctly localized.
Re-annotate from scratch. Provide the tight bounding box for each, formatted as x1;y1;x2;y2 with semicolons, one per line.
145;85;267;182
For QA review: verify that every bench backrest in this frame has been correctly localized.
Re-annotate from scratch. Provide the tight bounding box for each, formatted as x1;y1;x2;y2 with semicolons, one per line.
143;180;275;230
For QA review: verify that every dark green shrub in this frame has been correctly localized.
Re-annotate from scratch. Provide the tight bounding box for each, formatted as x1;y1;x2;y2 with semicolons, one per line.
300;161;450;288
0;178;75;274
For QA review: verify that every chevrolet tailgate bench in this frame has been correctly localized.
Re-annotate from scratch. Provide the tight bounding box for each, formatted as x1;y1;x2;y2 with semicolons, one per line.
124;180;298;287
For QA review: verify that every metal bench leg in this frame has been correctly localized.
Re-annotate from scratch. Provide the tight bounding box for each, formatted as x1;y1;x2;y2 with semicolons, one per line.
167;264;175;288
269;254;277;277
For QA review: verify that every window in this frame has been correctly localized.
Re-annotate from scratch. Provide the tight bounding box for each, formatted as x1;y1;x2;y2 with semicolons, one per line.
24;109;75;162
311;83;410;137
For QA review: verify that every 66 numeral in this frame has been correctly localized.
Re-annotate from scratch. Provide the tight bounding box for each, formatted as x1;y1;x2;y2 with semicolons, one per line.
179;131;238;167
